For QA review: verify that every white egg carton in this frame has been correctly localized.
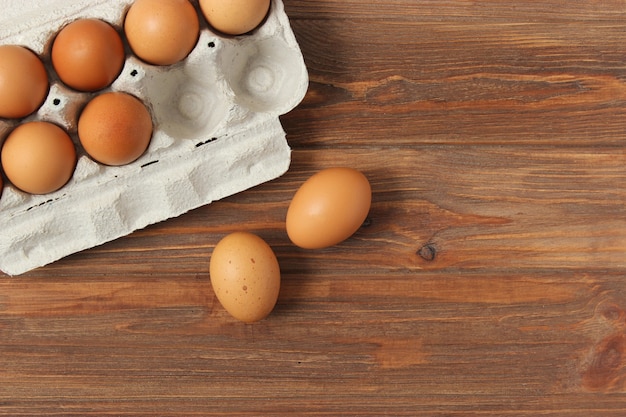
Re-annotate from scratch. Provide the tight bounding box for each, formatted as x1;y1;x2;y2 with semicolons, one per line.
0;0;308;275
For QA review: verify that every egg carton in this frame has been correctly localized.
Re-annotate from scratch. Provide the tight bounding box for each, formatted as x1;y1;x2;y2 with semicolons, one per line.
0;0;308;276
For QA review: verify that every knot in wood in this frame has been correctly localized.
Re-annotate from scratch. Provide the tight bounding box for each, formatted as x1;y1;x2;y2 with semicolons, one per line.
583;334;626;391
417;243;437;261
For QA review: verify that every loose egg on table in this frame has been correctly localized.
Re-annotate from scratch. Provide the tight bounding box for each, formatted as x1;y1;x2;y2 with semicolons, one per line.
51;18;125;91
124;0;200;66
286;167;372;249
0;45;49;119
77;92;153;166
210;232;281;323
199;0;270;36
1;121;76;195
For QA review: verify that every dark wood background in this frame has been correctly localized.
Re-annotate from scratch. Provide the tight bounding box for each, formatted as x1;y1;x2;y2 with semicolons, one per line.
2;0;626;415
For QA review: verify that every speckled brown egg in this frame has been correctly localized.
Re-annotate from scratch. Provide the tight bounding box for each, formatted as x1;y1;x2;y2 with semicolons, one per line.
77;92;153;166
286;167;372;249
0;45;49;119
124;0;200;66
1;121;76;195
51;18;125;92
210;232;280;323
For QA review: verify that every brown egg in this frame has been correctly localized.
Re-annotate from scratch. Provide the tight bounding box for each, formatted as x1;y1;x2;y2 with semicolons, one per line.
1;121;76;195
124;0;200;66
77;92;152;166
210;232;281;323
0;45;49;119
286;167;372;249
51;18;125;92
199;0;270;35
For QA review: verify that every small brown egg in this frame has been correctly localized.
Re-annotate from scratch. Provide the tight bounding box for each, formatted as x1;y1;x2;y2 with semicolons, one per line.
286;167;372;249
51;18;125;92
1;121;76;195
77;92;152;166
199;0;270;35
210;232;281;323
0;45;49;119
124;0;200;66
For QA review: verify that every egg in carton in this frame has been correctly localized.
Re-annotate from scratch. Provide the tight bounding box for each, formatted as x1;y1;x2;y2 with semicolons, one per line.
0;0;308;276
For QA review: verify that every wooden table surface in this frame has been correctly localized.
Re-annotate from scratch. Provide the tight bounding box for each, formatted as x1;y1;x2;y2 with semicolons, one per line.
2;0;626;415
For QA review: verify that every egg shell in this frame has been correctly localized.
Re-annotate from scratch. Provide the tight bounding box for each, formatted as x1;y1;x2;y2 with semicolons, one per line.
51;18;125;92
77;91;153;166
1;121;76;195
210;232;281;323
0;45;49;119
286;167;372;249
200;0;271;36
124;0;200;66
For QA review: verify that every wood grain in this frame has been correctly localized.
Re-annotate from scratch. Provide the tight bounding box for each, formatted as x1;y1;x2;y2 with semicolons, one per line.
1;0;626;415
